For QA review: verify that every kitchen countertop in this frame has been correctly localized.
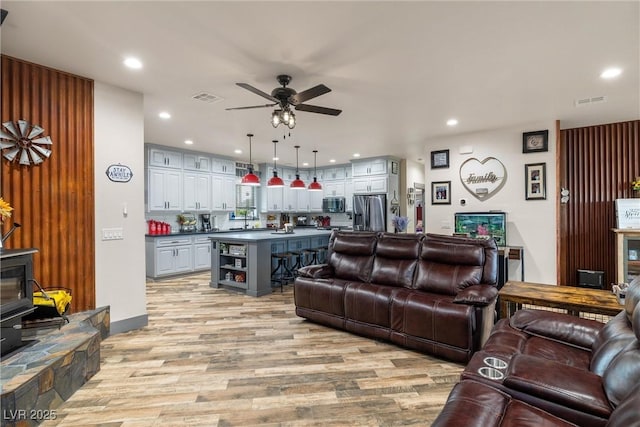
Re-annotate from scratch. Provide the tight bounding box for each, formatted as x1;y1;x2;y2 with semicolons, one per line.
207;228;334;242
145;228;271;238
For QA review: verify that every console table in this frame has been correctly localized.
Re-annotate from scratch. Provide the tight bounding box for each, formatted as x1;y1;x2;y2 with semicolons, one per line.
498;281;622;320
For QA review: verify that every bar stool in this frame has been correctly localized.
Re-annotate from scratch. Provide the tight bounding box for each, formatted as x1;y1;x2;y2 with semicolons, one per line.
271;253;294;292
301;248;319;266
316;246;329;264
288;251;303;276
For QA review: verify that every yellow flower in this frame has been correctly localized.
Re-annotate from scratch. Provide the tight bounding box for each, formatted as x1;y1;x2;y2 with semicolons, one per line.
0;197;13;222
633;177;640;191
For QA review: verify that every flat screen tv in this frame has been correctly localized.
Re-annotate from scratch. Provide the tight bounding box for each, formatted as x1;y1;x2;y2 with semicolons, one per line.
454;212;506;246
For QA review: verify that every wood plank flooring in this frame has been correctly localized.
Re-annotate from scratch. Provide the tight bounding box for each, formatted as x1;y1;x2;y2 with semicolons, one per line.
41;274;463;426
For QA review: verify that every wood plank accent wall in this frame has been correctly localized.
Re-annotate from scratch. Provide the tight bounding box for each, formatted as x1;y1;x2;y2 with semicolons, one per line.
1;55;95;312
558;119;640;288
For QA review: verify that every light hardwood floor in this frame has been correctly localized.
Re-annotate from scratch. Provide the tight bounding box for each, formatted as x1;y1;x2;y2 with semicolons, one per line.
42;273;463;426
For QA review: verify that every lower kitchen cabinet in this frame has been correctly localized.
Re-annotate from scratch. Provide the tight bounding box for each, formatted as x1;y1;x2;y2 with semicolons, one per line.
146;234;214;278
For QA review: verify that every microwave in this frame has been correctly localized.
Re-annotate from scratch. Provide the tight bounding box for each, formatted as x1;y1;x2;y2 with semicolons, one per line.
322;197;346;213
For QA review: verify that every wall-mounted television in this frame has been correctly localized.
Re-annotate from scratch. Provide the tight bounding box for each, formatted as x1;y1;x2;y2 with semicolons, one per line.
454;212;507;246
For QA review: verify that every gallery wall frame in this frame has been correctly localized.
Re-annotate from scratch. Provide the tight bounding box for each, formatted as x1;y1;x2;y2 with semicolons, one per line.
525;162;546;200
522;130;549;153
430;149;450;169
431;180;451;204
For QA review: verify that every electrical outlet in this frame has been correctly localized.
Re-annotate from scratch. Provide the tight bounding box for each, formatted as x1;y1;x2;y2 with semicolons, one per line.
102;227;124;240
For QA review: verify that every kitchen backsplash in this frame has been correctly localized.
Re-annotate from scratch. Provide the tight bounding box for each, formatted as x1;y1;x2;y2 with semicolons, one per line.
144;212;352;233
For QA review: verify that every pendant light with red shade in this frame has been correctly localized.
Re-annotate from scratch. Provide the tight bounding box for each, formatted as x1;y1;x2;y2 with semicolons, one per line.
267;139;285;187
308;150;322;191
241;133;260;186
290;145;306;190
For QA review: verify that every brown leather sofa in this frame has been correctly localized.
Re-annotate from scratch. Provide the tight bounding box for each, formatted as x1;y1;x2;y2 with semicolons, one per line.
293;231;499;363
433;278;640;426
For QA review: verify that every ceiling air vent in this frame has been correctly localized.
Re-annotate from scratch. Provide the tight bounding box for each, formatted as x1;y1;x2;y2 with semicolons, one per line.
574;96;607;107
192;92;223;103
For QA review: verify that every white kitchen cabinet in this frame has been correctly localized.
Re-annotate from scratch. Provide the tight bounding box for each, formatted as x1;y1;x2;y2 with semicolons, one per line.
146;236;194;277
148;148;183;169
211;174;236;211
147;167;182;211
323;181;345;197
265;186;284;211
353;176;388;194
194;237;212;270
183;154;211;171
345;180;354;211
183;172;211;211
322;166;346;181
352;158;388;176
211;158;236;175
308;190;323;212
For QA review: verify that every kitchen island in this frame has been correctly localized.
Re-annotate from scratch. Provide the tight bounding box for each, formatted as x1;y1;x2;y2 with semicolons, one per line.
209;228;334;296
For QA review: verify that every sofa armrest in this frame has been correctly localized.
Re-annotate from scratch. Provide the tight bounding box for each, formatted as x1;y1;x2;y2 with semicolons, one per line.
503;354;612;418
509;309;603;350
453;285;498;307
296;264;335;279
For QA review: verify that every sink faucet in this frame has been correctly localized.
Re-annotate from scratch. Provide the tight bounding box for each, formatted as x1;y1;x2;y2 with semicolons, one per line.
244;213;249;229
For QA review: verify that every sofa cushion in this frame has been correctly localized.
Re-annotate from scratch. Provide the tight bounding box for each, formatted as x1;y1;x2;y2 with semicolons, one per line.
413;237;485;295
432;380;579;427
370;233;421;288
293;276;347;317
390;289;474;350
590;311;636;375
328;231;377;283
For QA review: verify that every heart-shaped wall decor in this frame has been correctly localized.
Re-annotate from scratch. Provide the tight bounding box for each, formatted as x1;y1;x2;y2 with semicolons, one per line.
459;157;507;200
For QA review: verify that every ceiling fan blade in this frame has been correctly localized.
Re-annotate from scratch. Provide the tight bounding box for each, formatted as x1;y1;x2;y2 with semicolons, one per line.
226;103;277;111
295;104;342;116
236;83;279;103
289;84;331;105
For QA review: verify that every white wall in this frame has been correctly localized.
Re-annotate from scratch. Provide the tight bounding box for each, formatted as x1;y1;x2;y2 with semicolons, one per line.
425;121;557;284
94;82;147;331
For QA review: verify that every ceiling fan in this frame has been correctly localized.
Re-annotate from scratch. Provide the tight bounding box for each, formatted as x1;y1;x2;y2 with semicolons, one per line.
226;75;341;128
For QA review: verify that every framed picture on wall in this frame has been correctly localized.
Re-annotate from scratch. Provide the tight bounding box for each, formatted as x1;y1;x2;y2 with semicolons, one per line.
522;130;549;153
525;163;546;200
431;181;451;205
431;149;450;169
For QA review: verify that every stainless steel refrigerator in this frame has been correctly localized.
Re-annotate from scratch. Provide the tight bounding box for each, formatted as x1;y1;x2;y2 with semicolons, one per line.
353;194;387;231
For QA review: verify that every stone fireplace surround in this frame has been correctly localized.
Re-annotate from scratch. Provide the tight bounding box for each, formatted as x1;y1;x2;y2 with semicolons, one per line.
0;307;110;426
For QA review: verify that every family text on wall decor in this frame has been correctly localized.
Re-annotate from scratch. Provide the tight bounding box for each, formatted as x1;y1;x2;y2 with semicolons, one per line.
459;157;507;200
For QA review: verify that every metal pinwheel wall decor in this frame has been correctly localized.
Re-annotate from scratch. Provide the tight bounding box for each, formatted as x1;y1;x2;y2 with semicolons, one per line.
0;119;53;166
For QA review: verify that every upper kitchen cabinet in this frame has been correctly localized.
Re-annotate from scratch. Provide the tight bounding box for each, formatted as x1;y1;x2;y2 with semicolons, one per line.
211;174;236;211
147;167;182;211
321;166;346;181
183;172;211;211
352;158;387;177
211;158;236;175
183;153;211;172
148;147;183;169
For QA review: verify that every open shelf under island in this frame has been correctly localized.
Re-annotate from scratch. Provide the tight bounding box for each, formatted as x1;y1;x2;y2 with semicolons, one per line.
209;229;333;296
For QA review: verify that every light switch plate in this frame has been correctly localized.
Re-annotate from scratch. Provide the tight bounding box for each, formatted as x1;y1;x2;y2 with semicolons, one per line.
102;227;124;240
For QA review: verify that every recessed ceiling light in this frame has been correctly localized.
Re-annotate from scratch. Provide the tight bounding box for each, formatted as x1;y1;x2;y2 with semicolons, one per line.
446;118;458;126
123;57;143;69
272;156;279;161
353;153;361;158
158;111;171;119
234;149;243;154
302;162;309;166
600;67;622;79
329;159;336;163
184;139;194;145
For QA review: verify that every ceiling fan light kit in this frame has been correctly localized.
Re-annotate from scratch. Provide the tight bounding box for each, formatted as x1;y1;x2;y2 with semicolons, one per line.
228;75;341;130
267;139;285;187
308;150;322;191
240;133;260;186
290;145;306;190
